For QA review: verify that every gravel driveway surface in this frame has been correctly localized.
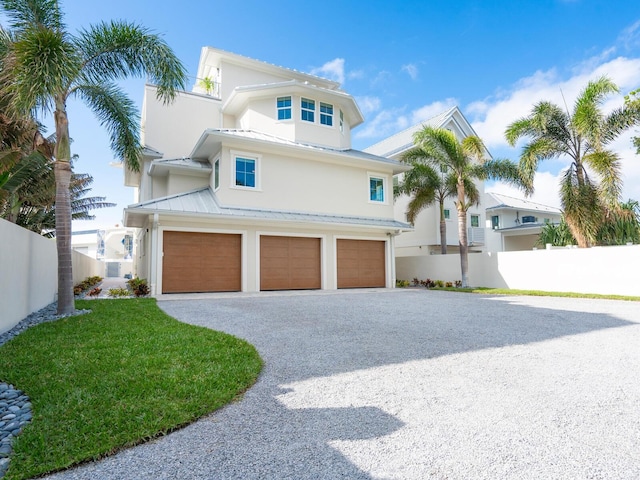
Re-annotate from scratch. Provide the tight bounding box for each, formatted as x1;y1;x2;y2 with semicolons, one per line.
45;289;640;479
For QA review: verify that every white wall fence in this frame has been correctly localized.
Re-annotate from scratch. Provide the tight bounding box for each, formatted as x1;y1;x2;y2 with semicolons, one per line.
1;219;104;334
397;244;640;296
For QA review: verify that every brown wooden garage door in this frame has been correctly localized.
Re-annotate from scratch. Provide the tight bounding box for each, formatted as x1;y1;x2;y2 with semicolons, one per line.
260;236;321;291
337;239;386;288
162;231;241;293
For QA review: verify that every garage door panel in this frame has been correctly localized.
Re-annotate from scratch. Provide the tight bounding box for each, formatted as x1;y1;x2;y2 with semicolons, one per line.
162;232;241;293
261;236;321;291
337;239;386;288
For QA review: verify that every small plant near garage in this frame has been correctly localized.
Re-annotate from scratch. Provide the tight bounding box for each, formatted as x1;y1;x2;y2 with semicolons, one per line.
108;287;130;298
127;277;150;297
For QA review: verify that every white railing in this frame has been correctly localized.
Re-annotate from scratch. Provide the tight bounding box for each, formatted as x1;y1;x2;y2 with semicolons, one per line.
468;227;485;245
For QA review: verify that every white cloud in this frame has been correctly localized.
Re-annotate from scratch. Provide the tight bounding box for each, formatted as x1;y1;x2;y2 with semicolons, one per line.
618;20;640;51
355;96;381;115
410;98;458;124
401;63;418;80
347;69;365;80
468;56;640;150
311;58;345;84
355;99;459;140
355;107;410;139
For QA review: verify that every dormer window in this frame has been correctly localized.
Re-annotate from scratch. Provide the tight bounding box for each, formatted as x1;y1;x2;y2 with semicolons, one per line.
320;102;333;126
277;96;291;120
301;98;315;122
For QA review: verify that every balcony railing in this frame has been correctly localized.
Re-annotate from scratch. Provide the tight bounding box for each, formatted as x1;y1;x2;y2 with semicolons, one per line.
467;227;485;245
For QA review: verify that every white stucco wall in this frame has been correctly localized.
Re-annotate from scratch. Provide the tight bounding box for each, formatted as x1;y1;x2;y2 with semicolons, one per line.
142;86;221;159
396;244;640;296
214;146;396;219
1;219;57;333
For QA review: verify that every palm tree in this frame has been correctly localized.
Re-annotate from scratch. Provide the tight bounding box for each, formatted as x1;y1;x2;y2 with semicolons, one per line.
0;0;186;314
396;154;456;254
411;126;523;287
505;76;640;248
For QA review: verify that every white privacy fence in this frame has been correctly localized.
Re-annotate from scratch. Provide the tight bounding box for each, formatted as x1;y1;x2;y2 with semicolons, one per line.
1;219;103;334
396;244;640;297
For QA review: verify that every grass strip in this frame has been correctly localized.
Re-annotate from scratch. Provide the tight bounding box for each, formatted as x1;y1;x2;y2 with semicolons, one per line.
432;287;640;301
0;298;262;479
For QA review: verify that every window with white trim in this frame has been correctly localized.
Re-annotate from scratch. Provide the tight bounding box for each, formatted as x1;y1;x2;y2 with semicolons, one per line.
301;98;315;122
277;96;291;120
320;102;333;126
213;158;220;190
232;152;260;189
369;175;385;202
470;214;480;228
444;209;450;220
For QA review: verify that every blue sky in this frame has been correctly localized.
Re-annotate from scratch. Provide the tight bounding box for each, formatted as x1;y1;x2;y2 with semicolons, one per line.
28;0;640;229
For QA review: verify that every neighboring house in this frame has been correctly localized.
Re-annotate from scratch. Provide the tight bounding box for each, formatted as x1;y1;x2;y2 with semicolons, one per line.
123;46;410;294
71;227;134;277
365;107;487;257
483;193;562;252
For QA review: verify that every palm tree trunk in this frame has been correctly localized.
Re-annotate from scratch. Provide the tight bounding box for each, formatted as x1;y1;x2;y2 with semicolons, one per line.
439;200;447;254
458;206;469;288
54;100;74;315
456;179;469;287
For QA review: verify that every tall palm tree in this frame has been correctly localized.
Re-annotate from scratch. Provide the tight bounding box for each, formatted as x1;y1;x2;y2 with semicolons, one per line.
505;76;640;248
0;0;186;314
396;155;456;254
411;126;523;287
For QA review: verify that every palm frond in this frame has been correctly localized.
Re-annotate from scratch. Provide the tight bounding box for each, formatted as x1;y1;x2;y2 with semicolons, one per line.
572;76;618;150
583;150;622;208
1;26;80;114
73;82;142;170
76;20;186;103
0;0;64;32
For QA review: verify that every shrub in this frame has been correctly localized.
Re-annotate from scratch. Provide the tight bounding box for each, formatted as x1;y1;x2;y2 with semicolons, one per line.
127;277;150;297
455;280;462;288
435;280;445;288
396;279;410;288
445;282;453;288
412;277;420;286
108;288;130;298
88;287;102;297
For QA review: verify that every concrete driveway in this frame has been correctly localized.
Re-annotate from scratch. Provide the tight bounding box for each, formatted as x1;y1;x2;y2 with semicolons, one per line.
46;289;640;479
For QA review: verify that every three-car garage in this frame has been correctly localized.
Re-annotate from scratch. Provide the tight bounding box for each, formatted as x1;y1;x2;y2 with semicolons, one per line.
160;231;387;294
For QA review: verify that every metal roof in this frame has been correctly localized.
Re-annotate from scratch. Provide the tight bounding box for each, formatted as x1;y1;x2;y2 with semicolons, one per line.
486;193;562;214
124;187;411;230
148;157;212;177
190;129;410;173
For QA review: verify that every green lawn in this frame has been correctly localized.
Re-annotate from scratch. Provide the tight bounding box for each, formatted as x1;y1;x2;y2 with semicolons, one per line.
434;287;640;301
0;298;262;480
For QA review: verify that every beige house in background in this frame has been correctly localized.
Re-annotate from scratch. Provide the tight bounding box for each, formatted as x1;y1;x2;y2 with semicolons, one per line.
123;47;410;294
483;193;562;252
365;107;488;256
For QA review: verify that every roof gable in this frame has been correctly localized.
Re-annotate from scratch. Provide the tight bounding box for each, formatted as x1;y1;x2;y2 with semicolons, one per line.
363;106;480;158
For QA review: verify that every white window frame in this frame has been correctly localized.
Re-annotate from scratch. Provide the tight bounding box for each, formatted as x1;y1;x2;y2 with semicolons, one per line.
301;97;315;123
230;150;261;191
320;102;333;127
276;96;292;121
213;157;220;191
367;172;388;204
470;214;480;228
444;209;450;220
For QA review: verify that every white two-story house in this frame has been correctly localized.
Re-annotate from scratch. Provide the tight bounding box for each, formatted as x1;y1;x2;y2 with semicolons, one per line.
123;47;410;294
365;107;487;257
